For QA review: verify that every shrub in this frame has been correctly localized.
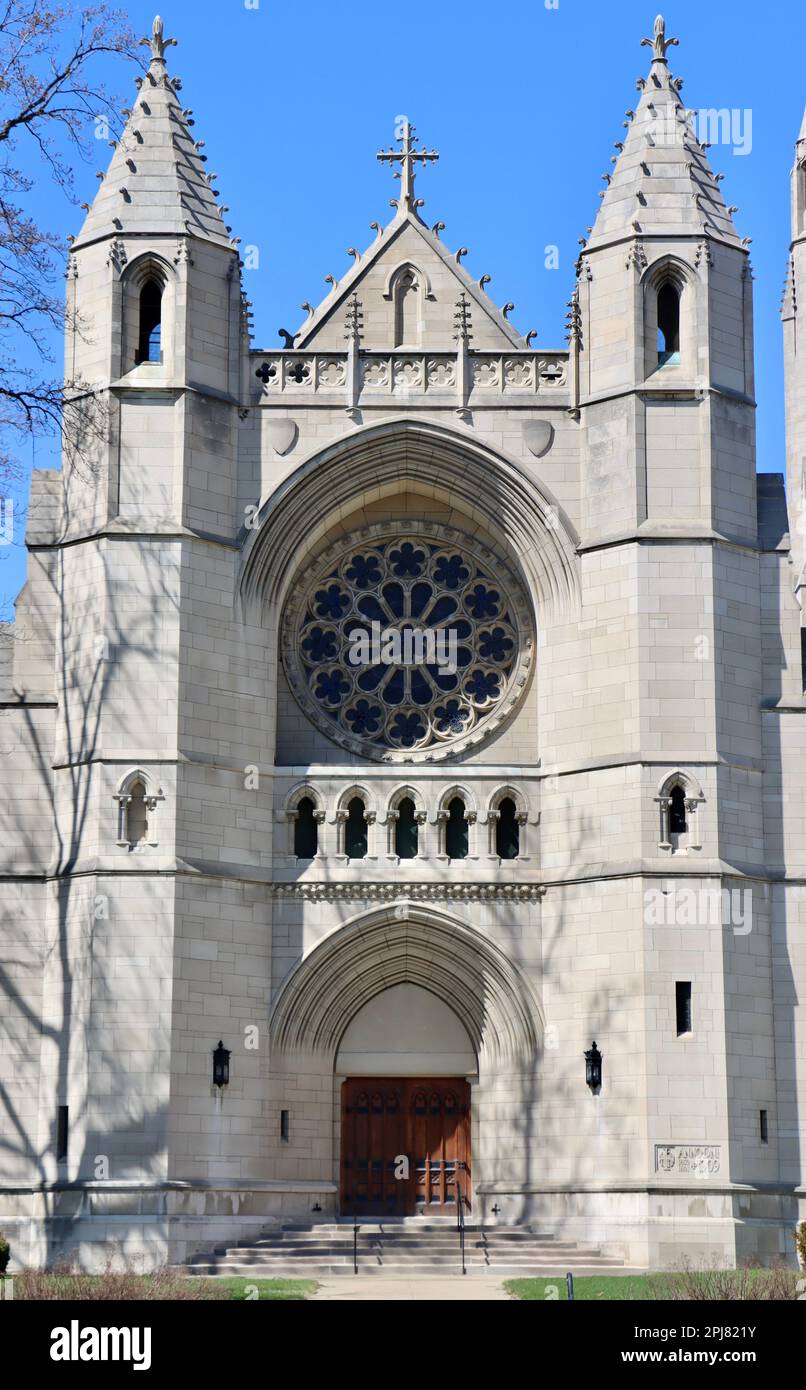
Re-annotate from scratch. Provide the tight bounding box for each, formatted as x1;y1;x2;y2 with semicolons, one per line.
13;1257;228;1301
795;1220;806;1272
650;1261;801;1302
0;1236;9;1276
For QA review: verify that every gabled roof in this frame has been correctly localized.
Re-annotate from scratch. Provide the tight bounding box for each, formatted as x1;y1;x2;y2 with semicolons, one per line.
587;14;742;252
72;15;231;251
293;207;528;349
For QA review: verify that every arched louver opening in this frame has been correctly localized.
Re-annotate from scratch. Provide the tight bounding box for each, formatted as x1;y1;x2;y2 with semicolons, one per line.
657;282;680;366
669;784;687;835
394;268;418;346
345;797;368;859
496;797;520;859
294;796;318;858
395;797;418;859
136;278;163;364
445;797;468;860
126;780;149;845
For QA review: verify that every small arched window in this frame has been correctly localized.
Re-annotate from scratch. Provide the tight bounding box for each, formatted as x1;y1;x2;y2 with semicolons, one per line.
395;797;418;859
394;268;418;346
669;784;687;835
136;278;163;364
657;282;680;366
294;796;318;858
345;797;368;859
445;797;468;860
127;780;149;845
496;797;520;859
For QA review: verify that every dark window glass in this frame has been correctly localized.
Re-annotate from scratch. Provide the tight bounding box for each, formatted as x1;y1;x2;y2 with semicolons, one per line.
669;784;687;835
137;279;162;363
759;1110;768;1144
57;1105;69;1162
345;797;367;858
294;796;318;858
496;797;520;859
676;981;692;1036
395;797;418;859
445;797;468;860
657;282;680;365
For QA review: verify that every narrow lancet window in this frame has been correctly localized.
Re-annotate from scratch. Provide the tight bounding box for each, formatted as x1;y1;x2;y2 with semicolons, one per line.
137;279;163;363
496;797;520;859
294;797;318;858
657;282;680;365
445;797;468;860
345;797;368;859
395;797;418;859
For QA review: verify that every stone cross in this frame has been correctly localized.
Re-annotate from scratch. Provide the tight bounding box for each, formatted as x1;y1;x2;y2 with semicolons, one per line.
377;122;438;210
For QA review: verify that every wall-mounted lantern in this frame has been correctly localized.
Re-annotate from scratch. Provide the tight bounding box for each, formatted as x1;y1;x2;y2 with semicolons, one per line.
585;1041;602;1092
212;1040;230;1089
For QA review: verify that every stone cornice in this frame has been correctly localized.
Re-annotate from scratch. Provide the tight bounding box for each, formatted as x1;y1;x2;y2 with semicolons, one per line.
269;881;545;902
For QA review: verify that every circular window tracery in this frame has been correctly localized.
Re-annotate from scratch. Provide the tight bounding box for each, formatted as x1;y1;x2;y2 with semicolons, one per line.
282;525;534;762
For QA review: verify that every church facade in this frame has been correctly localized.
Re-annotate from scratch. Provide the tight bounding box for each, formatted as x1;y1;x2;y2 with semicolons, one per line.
2;13;806;1272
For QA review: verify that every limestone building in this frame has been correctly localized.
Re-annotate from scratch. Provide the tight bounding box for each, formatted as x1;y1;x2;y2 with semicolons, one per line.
1;13;805;1271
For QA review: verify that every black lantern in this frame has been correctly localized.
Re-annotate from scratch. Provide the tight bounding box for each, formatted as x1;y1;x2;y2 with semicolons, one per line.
585;1041;602;1091
212;1040;230;1088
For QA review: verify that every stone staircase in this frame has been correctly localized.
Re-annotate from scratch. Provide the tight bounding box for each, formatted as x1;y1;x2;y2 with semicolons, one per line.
186;1219;626;1278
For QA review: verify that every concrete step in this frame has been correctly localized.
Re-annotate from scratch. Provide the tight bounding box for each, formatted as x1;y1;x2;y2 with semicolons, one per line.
187;1259;627;1279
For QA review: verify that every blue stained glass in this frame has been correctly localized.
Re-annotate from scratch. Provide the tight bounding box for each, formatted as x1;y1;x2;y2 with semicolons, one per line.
382;581;405;617
345;553;382;588
294;533;526;753
411;582;431;617
433;553;470;589
465;584;501;619
411;669;432;705
314;584;350;620
389;541;426;576
383;668;405;705
390;711;426;747
314;669;350;706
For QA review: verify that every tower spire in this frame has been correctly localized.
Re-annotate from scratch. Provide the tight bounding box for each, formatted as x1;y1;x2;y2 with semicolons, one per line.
586;14;741;251
72;13;231;251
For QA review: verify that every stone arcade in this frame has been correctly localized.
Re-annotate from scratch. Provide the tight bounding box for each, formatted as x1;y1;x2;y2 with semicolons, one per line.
2;13;806;1271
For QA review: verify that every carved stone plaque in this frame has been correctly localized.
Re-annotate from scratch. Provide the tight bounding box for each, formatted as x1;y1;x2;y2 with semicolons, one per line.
655;1144;721;1176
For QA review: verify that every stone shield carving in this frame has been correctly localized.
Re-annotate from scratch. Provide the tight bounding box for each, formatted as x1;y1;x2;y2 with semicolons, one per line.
265;418;298;456
523;420;554;458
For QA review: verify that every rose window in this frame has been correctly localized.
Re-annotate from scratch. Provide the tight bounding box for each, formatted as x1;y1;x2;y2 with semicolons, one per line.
282;527;534;761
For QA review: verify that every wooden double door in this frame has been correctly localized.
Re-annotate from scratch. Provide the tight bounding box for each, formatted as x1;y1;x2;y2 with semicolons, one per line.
340;1077;471;1217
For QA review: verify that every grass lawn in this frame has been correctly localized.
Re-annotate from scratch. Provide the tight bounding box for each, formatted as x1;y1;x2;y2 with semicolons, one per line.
206;1278;317;1301
506;1275;662;1301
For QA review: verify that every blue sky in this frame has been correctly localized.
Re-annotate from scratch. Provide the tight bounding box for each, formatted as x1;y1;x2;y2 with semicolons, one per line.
1;0;803;611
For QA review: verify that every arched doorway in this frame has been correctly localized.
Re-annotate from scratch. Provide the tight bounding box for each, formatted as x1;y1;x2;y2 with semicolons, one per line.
335;984;475;1215
268;904;544;1218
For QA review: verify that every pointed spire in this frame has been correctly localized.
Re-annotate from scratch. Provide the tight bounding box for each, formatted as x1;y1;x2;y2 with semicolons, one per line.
72;14;232;251
798;102;806;145
587;15;742;252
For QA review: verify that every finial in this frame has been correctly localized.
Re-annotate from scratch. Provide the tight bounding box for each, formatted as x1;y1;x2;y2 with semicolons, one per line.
278;329;297;349
324;275;338;289
369;221;383;237
140;15;177;63
479;274;491;291
301;303;314;320
526;330;538;346
502;303;515;319
640;14;678;62
455;247;468;263
377;120;438;211
453;292;473;345
431;221;445;238
346;247;361;262
344;293;364;344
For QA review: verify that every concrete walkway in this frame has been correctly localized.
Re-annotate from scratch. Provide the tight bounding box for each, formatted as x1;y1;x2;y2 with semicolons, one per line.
312;1277;512;1301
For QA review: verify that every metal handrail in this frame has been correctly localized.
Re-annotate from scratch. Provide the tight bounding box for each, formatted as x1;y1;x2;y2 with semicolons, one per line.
456;1162;467;1276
